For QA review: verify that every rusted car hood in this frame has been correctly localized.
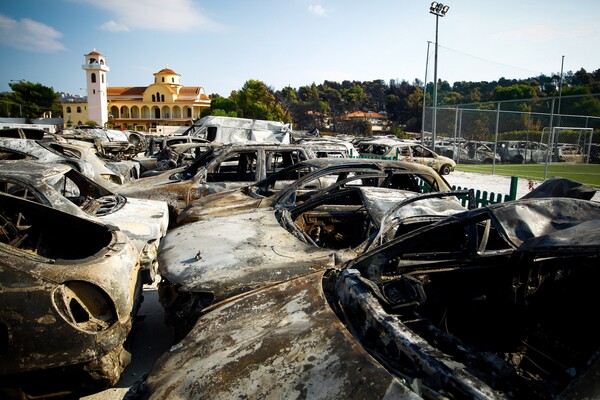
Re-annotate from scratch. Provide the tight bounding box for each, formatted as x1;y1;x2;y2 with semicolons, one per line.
138;270;419;399
114;166;195;212
158;208;356;302
176;187;267;225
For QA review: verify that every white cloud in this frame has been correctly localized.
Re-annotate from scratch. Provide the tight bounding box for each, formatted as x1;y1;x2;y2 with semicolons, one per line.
308;4;327;17
99;20;130;32
73;0;223;32
0;13;66;53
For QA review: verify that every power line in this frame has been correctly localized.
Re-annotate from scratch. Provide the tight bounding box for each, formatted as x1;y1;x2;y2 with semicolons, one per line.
437;44;544;76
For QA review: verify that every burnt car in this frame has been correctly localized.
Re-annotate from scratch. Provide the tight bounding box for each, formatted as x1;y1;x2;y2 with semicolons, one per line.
356;138;456;175
129;197;600;399
58;125;134;158
0;127;46;139
0;137;97;178
158;184;469;341
497;140;548;164
115;142;316;219
0;136;136;185
176;157;453;225
133;135;212;174
440;141;501;164
49;137;141;183
0;192;143;398
0;160;169;284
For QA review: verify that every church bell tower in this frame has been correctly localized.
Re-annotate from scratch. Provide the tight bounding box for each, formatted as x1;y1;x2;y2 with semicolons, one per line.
82;49;109;126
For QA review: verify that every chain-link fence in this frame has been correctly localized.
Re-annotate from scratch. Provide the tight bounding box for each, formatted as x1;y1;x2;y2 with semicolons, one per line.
422;93;600;166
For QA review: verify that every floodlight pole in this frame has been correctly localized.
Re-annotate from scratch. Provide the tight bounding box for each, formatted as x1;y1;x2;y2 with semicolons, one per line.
557;55;565;127
421;41;432;145
429;2;449;152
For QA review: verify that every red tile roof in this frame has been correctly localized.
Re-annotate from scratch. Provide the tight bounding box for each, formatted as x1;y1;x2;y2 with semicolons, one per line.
155;68;179;75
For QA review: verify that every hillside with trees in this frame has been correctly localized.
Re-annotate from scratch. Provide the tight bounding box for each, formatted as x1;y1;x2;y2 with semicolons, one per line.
2;67;599;137
204;67;600;136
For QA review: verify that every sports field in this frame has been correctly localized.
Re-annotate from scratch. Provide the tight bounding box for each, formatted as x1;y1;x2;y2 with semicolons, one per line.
455;163;600;187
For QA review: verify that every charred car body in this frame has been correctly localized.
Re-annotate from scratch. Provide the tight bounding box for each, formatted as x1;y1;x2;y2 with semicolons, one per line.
497;140;548;164
357;138;456;175
0;160;169;284
0;192;143;398
158;185;469;341
115;143;317;220
438;141;501;164
176;157;453;226
0;137;97;180
133;135;212;174
58;126;134;158
130;197;600;399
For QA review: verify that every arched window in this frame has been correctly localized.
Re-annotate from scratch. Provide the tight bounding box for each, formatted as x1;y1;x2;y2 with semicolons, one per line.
76;107;82;113
172;77;175;83
91;73;96;83
156;92;161;102
66;106;72;113
102;73;104;83
152;94;156;102
161;94;165;102
162;77;165;82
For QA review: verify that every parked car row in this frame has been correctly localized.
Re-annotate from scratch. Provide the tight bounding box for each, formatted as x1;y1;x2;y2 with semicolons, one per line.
430;138;595;165
1;124;599;399
354;137;456;175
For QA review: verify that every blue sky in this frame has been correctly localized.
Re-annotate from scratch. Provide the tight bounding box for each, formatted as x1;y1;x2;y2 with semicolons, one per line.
1;0;599;98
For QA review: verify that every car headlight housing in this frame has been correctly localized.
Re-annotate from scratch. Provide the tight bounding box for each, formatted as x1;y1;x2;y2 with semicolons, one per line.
53;281;117;332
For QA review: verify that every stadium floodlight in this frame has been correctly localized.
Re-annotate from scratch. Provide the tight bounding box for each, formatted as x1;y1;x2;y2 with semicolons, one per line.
429;2;450;152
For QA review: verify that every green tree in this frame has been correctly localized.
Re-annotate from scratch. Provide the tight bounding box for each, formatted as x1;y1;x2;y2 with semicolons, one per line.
276;86;297;115
340;83;366;111
235;80;290;122
6;80;60;119
493;84;537;101
321;87;344;132
201;95;238;118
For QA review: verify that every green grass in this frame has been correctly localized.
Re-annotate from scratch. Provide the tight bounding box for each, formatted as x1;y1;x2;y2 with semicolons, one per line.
455;163;600;187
